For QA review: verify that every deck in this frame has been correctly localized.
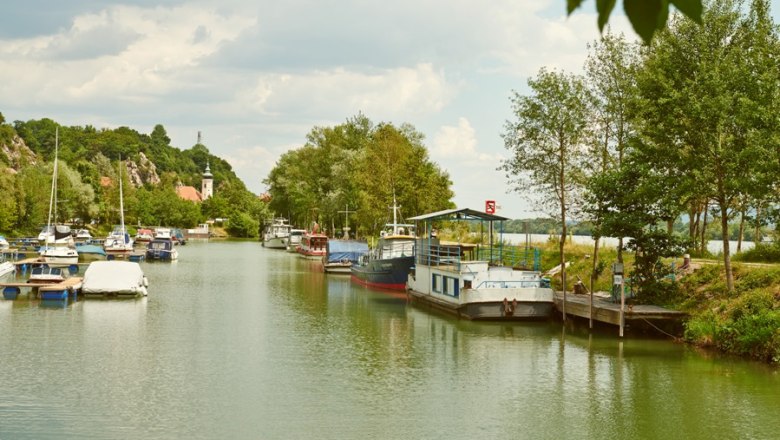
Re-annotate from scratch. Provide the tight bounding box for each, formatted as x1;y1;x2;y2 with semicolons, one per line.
554;292;687;333
2;277;83;299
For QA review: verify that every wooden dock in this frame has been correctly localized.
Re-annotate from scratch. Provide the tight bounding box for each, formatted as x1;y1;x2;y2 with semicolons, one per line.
39;277;83;293
1;277;83;299
554;292;687;335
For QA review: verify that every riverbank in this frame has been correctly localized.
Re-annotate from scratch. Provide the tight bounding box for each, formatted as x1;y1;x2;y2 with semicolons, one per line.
531;240;780;364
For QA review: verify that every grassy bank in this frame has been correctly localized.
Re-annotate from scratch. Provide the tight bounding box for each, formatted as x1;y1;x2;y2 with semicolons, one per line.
504;238;780;365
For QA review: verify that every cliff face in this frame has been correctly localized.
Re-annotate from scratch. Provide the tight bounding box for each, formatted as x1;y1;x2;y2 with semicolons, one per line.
125;152;161;187
1;133;162;187
0;134;38;170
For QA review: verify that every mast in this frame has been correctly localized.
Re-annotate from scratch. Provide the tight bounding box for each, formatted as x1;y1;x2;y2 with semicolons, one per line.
45;128;59;240
119;157;125;233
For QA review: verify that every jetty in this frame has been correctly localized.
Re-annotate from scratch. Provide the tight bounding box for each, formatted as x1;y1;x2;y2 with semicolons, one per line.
1;277;83;300
554;292;687;336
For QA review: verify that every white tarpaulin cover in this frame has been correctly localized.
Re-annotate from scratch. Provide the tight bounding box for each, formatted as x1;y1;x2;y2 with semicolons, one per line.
83;261;147;296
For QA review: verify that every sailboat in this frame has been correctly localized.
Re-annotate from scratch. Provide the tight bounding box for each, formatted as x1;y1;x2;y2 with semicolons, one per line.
103;159;134;255
39;128;79;266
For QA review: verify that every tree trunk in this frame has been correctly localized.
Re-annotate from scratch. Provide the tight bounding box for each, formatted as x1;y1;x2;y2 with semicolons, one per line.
559;135;567;321
719;199;734;291
737;210;745;253
755;204;762;245
700;205;708;255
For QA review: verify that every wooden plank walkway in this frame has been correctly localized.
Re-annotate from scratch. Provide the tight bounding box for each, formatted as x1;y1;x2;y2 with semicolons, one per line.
39;277;83;292
554;292;687;326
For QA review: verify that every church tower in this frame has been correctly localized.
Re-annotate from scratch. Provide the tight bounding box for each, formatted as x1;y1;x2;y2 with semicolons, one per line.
201;160;213;200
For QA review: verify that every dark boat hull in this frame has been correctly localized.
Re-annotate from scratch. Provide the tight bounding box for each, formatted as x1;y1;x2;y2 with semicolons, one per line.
350;256;413;291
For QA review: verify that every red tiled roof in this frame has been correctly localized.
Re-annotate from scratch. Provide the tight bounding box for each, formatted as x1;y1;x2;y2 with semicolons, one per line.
176;185;203;202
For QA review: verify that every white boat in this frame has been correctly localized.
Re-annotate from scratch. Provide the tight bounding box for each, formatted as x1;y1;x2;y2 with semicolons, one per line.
406;208;554;320
28;264;68;284
74;229;93;241
103;160;134;254
286;229;305;253
262;218;291;249
39;128;78;266
0;254;14;279
0;235;9;250
82;261;148;297
146;228;178;261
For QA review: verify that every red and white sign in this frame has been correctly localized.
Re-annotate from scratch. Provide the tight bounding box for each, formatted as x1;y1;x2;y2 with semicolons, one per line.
485;200;496;214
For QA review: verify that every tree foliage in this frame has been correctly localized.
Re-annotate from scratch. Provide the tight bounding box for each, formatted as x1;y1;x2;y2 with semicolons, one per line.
567;0;703;44
502;68;592;301
264;114;453;237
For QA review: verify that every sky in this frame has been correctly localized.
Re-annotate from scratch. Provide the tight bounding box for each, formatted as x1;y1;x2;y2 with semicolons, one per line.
2;1;778;219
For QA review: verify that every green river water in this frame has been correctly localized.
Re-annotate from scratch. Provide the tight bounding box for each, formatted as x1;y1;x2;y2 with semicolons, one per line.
1;240;778;439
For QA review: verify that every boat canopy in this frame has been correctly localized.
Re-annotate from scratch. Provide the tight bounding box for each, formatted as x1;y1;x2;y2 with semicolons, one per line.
326;240;369;263
407;208;508;222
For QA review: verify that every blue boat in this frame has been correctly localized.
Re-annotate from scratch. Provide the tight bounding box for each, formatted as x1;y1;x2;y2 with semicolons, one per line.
350;200;415;291
323;240;369;274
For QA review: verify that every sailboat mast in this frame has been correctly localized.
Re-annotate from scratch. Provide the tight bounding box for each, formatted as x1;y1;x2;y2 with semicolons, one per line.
118;158;125;232
46;128;59;235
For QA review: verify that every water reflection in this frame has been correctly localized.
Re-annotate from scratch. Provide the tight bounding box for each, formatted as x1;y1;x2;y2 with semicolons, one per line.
0;241;778;439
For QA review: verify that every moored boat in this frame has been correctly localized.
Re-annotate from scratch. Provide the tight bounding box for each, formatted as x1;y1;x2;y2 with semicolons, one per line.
323;239;369;274
0;254;14;279
82;260;148;297
103;160;134;255
146;228;179;261
134;228;154;244
298;230;328;259
287;229;305;253
350;200;415;291
262;218;291;249
39;129;79;266
405;208;554;320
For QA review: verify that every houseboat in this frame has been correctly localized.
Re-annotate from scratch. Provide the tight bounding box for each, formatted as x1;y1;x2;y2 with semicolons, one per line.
405;208;554;320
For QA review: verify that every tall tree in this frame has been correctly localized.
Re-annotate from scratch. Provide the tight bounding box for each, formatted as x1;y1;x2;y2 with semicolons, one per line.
502;68;591;314
635;0;780;291
584;31;640;292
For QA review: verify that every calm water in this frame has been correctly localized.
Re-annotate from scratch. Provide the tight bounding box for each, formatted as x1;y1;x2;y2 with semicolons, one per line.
503;233;755;255
1;241;778;439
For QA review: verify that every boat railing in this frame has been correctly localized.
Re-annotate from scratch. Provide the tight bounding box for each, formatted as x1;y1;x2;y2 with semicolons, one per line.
477;246;541;271
415;244;463;268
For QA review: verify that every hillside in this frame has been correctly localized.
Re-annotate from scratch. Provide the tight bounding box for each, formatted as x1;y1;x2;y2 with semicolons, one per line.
0;113;267;237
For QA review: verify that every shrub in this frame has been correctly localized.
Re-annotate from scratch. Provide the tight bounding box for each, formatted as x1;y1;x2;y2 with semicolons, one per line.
734;242;780;263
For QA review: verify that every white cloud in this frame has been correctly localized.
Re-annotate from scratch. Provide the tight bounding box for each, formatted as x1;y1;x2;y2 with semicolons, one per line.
433;117;502;163
238;63;456;121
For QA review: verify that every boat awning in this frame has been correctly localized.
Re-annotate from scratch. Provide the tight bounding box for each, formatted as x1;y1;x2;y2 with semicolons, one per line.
407;208;509;222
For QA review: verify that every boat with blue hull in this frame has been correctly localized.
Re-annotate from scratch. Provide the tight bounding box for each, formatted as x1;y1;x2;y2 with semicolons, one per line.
350;201;415;291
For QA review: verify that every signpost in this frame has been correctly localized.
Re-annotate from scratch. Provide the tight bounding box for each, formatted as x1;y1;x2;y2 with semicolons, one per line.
613;262;625;337
485;200;496;214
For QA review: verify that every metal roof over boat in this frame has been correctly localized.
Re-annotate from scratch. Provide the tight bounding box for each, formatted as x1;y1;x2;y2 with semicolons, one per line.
407;208;509;222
